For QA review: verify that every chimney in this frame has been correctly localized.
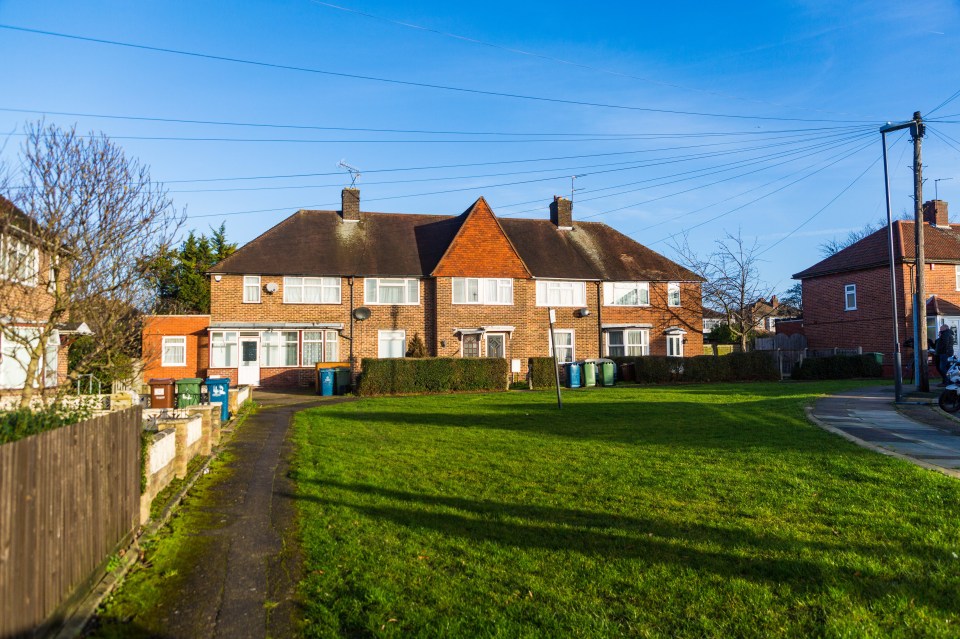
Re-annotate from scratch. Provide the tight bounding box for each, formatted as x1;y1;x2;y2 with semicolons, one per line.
923;199;949;227
550;196;573;229
770;295;779;307
341;188;360;222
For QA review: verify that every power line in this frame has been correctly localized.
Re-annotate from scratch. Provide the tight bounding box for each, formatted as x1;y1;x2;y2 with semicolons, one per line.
0;23;874;124
307;0;876;120
927;88;960;118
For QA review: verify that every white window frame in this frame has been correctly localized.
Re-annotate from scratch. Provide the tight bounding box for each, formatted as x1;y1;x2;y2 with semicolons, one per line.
0;235;39;286
606;329;649;357
452;277;514;305
364;278;420;305
844;284;857;311
954;265;959;291
243;276;261;303
283;276;341;304
161;336;187;367
603;282;650;306
0;328;59;389
302;330;340;366
666;333;684;358
668;282;681;307
210;330;239;368
549;329;575;363
536;280;587;307
378;329;406;358
261;330;299;367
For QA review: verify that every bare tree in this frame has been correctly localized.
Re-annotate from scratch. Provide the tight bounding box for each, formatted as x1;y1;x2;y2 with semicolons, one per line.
671;230;772;352
1;121;182;407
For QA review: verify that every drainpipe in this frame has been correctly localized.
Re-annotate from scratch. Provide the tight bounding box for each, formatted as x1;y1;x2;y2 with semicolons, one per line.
348;276;355;374
596;281;603;357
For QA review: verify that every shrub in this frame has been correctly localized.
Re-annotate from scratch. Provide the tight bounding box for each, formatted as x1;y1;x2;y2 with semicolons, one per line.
610;352;779;384
528;357;558;390
358;357;509;396
0;399;95;445
791;354;883;380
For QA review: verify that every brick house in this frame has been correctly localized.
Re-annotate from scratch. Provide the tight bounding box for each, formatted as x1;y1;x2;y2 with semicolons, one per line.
0;196;78;399
793;200;958;361
145;190;703;388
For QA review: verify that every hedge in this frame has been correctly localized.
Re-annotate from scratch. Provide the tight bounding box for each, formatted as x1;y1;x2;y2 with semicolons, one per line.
610;352;780;383
0;401;95;445
358;357;509;396
791;354;883;380
528;357;557;390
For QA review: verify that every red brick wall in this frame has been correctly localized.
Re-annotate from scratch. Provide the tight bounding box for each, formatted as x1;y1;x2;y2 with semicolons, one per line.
141;315;210;381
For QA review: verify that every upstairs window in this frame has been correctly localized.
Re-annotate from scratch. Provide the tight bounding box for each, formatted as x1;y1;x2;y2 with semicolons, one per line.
284;277;340;304
955;265;960;291
0;235;39;286
536;280;586;307
243;276;261;303
365;278;420;305
668;282;681;307
452;278;513;305
844;284;857;311
603;282;650;306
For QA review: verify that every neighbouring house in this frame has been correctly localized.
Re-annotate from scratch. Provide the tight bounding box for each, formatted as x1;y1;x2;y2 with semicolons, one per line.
0;195;81;400
144;190;703;388
141;314;212;383
746;295;801;334
702;307;725;335
793;199;958;362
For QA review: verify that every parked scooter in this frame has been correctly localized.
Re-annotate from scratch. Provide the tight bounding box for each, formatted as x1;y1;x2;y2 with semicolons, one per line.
938;356;960;413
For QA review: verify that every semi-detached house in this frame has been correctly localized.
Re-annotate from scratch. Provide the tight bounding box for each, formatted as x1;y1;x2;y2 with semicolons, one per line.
143;189;703;387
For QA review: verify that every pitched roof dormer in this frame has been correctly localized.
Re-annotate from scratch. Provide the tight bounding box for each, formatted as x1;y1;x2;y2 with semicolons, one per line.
431;197;532;279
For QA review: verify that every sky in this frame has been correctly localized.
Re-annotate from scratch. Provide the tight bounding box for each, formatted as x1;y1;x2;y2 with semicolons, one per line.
1;0;959;294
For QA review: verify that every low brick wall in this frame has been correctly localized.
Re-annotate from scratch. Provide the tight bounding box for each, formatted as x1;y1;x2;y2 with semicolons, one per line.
228;385;253;414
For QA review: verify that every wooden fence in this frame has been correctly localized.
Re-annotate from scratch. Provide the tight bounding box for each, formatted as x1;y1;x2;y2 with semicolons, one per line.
0;407;141;637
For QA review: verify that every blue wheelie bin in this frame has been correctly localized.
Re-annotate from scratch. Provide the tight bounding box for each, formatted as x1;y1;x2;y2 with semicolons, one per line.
319;368;335;397
204;377;231;422
566;362;582;388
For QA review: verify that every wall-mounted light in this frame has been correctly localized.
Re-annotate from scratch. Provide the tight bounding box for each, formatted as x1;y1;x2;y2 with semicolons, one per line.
213;275;222;282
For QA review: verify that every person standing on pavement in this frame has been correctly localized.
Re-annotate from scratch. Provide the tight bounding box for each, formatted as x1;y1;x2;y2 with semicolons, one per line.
935;324;955;386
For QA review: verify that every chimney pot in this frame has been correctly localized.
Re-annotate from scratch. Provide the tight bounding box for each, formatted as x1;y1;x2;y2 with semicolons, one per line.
341;188;360;222
550;196;573;229
923;199;949;226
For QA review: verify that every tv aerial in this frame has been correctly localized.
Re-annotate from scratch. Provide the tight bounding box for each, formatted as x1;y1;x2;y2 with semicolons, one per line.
337;160;361;187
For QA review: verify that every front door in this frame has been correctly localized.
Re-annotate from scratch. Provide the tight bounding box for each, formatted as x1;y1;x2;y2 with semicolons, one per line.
238;337;260;386
485;333;506;358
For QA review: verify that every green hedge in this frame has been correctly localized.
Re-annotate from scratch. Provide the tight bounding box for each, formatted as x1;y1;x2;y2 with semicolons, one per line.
358;357;509;396
528;357;557;390
611;352;779;384
0;401;95;445
791;354;883;380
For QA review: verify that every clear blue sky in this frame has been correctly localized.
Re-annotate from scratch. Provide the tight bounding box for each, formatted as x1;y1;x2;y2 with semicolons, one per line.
1;0;959;293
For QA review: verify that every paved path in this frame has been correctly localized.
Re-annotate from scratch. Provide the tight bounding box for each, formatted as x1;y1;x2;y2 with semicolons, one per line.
809;386;960;478
137;390;353;639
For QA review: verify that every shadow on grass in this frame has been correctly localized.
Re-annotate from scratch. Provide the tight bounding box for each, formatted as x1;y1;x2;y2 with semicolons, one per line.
288;478;955;616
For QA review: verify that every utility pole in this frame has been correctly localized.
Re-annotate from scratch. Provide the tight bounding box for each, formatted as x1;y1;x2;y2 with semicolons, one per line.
912;112;929;392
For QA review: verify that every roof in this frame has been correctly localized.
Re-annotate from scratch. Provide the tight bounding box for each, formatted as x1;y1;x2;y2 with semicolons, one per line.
928;296;960;317
0;194;42;237
794;220;960;279
211;198;700;282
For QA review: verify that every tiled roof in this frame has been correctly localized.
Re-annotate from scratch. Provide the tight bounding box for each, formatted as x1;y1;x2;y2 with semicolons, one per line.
211;198;701;282
793;220;960;279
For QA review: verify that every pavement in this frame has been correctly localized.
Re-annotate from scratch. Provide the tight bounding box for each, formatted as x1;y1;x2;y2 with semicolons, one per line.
808;385;960;478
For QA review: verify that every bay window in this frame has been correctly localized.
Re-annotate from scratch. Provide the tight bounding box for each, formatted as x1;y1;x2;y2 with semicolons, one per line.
606;329;649;357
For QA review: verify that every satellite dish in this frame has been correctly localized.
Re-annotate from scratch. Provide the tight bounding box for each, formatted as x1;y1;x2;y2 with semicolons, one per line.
353;307;371;321
265;282;279;294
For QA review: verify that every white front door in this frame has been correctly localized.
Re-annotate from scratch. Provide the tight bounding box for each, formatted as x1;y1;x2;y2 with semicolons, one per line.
238;337;260;386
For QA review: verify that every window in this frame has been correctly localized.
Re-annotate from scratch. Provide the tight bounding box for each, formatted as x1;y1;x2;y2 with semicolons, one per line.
956;265;960;291
302;330;339;366
666;334;684;357
606;329;649;357
668;282;681;307
549;329;575;363
284;276;341;304
162;336;187;367
844;284;857;311
452;278;513;305
261;331;298;367
0;235;39;286
365;278;420;305
603;282;650;306
243;276;261;303
536;280;587;307
378;330;406;358
210;331;238;367
0;328;58;389
44;332;58;388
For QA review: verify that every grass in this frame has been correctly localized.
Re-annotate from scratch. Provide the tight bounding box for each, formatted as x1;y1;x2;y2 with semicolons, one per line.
291;381;960;638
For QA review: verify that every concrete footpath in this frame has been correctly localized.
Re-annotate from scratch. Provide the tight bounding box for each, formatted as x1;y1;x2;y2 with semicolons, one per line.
808;386;960;478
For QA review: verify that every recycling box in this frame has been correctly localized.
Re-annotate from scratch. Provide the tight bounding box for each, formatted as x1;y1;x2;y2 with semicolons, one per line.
204;377;231;422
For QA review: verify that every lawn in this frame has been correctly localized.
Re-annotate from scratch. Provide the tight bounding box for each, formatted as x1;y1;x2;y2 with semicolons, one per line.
290;382;960;638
